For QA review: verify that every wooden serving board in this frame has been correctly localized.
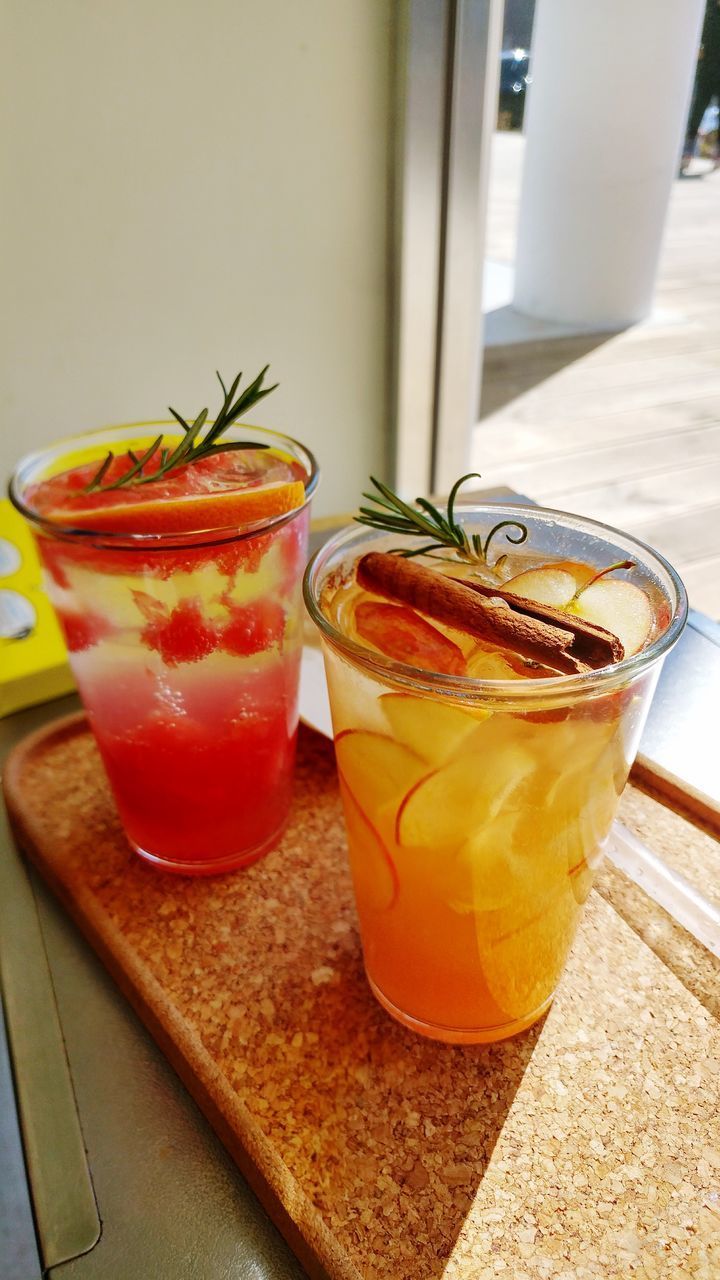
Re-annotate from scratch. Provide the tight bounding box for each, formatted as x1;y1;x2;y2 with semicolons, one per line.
4;715;720;1280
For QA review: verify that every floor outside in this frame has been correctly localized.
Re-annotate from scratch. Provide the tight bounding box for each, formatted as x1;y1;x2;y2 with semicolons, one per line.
476;131;720;619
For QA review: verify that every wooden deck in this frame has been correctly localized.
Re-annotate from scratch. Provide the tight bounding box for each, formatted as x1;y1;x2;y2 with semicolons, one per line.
475;132;720;619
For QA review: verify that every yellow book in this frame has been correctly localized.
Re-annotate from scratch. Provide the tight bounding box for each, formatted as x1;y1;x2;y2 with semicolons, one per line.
0;498;75;717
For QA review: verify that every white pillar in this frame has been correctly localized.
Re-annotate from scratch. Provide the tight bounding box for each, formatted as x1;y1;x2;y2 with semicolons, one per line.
513;0;705;328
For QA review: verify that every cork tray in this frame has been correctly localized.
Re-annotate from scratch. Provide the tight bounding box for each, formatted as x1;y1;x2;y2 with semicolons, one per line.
4;714;720;1280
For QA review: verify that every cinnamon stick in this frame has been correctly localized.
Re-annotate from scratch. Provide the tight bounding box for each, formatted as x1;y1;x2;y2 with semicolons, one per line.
356;553;621;675
460;579;624;667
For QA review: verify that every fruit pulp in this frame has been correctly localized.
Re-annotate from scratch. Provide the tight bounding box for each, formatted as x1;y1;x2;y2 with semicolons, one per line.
28;446;310;874
319;550;658;1041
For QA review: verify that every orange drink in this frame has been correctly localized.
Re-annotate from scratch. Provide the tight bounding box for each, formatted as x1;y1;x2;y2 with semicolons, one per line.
11;371;318;874
304;499;686;1043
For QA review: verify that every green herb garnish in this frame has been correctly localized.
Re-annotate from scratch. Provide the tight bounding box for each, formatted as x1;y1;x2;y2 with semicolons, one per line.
355;473;528;567
85;365;278;494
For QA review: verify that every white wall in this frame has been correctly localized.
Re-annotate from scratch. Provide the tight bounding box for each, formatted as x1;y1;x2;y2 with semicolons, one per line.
1;1;393;517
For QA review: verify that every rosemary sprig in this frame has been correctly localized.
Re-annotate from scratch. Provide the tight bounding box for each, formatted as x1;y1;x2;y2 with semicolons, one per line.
355;474;528;567
84;365;277;493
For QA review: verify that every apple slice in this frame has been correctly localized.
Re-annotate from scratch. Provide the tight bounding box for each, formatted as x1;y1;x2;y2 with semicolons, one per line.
337;775;399;911
465;648;526;680
568;850;595;905
579;751;618;849
551;560;597;591
550;753;617;905
569;579;653;657
539;718;617;806
379;692;490;766
323;648;390;736
476;887;580;1020
504;566;577;608
396;745;536;849
455;814;521;912
568;811;611;907
353;600;466;676
539;809;598;907
334;730;427;818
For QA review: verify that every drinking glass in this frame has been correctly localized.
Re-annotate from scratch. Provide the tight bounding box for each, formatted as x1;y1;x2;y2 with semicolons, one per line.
11;423;318;875
304;505;687;1042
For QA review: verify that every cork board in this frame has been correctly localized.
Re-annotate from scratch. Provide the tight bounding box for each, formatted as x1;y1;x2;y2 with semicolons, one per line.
3;715;720;1280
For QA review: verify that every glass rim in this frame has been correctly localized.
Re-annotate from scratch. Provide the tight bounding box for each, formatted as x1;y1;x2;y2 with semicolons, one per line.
8;420;320;550
303;502;689;704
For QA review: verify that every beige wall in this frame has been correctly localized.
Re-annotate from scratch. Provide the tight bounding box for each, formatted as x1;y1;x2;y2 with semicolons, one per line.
1;1;393;516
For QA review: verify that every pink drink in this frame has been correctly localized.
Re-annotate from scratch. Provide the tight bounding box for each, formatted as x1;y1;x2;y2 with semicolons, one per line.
12;424;318;874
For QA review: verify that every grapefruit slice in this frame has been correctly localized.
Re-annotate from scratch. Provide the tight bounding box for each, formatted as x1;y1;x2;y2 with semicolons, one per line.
46;479;304;534
30;449;306;535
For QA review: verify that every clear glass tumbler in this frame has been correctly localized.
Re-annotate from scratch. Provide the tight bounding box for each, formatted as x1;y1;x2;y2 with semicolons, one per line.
304;505;687;1043
11;422;318;875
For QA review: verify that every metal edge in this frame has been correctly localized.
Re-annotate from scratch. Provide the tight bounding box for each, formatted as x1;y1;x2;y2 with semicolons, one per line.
0;989;42;1280
0;791;101;1268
